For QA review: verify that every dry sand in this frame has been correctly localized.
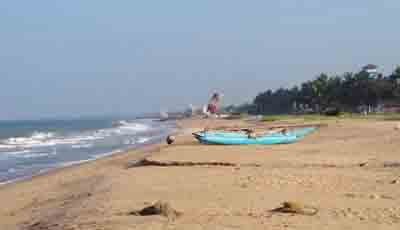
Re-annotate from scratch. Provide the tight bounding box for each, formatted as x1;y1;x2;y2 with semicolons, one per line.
1;118;400;229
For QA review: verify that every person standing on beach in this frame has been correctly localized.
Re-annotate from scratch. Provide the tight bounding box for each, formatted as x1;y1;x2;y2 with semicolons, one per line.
207;92;220;115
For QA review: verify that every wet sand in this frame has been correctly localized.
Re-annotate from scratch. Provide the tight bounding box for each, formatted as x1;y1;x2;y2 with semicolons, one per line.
1;118;400;229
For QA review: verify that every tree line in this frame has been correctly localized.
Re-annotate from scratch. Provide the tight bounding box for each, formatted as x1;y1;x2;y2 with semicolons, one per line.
230;66;400;115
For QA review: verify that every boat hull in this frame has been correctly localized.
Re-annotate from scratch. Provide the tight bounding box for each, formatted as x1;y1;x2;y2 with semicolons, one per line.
193;127;315;145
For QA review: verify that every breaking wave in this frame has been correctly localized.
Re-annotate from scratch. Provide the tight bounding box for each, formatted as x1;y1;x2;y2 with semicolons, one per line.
0;118;173;185
0;121;152;150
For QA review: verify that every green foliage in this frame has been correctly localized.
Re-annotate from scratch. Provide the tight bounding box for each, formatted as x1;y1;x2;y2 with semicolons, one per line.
262;114;339;122
239;113;249;119
262;115;291;122
252;66;400;115
260;112;400;123
223;103;257;115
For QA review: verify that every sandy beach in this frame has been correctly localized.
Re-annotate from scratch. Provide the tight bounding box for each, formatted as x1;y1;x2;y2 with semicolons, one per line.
1;118;400;229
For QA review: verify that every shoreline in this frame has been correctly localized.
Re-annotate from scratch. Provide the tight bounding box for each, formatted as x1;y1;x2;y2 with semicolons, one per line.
0;118;177;188
0;124;179;190
0;142;163;191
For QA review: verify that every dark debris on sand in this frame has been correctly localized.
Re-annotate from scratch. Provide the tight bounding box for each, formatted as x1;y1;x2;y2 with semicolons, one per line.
128;201;183;221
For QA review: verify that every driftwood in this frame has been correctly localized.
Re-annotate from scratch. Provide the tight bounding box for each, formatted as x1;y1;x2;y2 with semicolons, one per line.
384;161;400;168
129;201;182;221
126;158;261;168
358;161;400;168
271;201;318;216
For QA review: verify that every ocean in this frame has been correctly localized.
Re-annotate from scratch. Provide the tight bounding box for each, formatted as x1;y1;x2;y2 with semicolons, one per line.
0;118;176;185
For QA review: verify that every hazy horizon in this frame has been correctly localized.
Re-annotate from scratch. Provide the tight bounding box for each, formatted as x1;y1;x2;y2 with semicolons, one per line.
1;1;400;120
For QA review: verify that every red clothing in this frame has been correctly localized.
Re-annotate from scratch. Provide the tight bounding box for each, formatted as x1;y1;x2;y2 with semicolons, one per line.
207;103;217;114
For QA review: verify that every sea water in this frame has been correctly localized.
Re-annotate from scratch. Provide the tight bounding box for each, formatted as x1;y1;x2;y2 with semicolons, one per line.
0;118;175;185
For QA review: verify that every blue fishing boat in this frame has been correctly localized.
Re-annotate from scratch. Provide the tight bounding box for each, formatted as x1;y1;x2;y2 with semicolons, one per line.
193;127;315;145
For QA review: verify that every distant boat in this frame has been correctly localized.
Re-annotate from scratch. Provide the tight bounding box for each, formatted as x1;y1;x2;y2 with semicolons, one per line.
159;111;169;121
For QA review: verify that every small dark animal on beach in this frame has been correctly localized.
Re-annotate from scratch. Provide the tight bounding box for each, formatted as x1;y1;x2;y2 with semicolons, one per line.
166;135;175;145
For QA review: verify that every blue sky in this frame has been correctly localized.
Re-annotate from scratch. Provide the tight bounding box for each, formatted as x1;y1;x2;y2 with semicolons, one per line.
1;1;400;119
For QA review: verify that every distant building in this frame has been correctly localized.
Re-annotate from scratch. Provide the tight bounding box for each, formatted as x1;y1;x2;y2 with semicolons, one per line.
362;64;380;78
362;64;378;73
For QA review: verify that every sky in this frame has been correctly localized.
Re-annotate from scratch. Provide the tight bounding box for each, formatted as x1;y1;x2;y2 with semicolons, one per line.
1;0;400;120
